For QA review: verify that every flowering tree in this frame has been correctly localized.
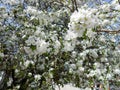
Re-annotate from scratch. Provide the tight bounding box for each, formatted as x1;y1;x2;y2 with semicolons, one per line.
0;0;120;90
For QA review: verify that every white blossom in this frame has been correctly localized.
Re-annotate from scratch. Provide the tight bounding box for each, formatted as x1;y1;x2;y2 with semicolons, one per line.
86;30;96;39
63;41;75;51
26;6;37;14
72;51;77;58
70;64;76;70
34;74;41;81
7;78;13;86
84;87;92;90
1;0;120;89
78;67;84;72
65;30;77;40
55;84;80;90
0;53;4;57
114;69;120;74
69;7;99;38
89;50;98;58
106;73;113;80
102;19;110;26
24;60;34;68
36;39;49;55
54;40;61;54
24;47;34;56
25;36;36;46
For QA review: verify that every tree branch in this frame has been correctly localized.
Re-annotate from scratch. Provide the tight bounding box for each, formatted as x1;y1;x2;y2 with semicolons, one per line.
73;0;78;11
118;0;120;5
96;30;120;34
71;0;75;12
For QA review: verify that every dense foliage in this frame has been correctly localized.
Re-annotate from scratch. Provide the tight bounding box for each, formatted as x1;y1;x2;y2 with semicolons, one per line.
0;0;120;90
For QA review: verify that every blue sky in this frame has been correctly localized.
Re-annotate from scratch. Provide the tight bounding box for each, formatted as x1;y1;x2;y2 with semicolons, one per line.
105;0;112;2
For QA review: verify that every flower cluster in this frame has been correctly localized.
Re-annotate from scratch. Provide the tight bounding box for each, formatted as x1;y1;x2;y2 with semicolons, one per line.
68;7;99;37
0;0;120;90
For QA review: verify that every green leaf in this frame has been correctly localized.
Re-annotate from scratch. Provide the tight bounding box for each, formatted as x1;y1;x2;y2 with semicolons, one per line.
30;45;36;51
83;29;87;39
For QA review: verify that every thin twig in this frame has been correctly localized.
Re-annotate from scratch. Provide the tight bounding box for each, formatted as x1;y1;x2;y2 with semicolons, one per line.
71;0;75;12
74;0;78;11
96;30;120;34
